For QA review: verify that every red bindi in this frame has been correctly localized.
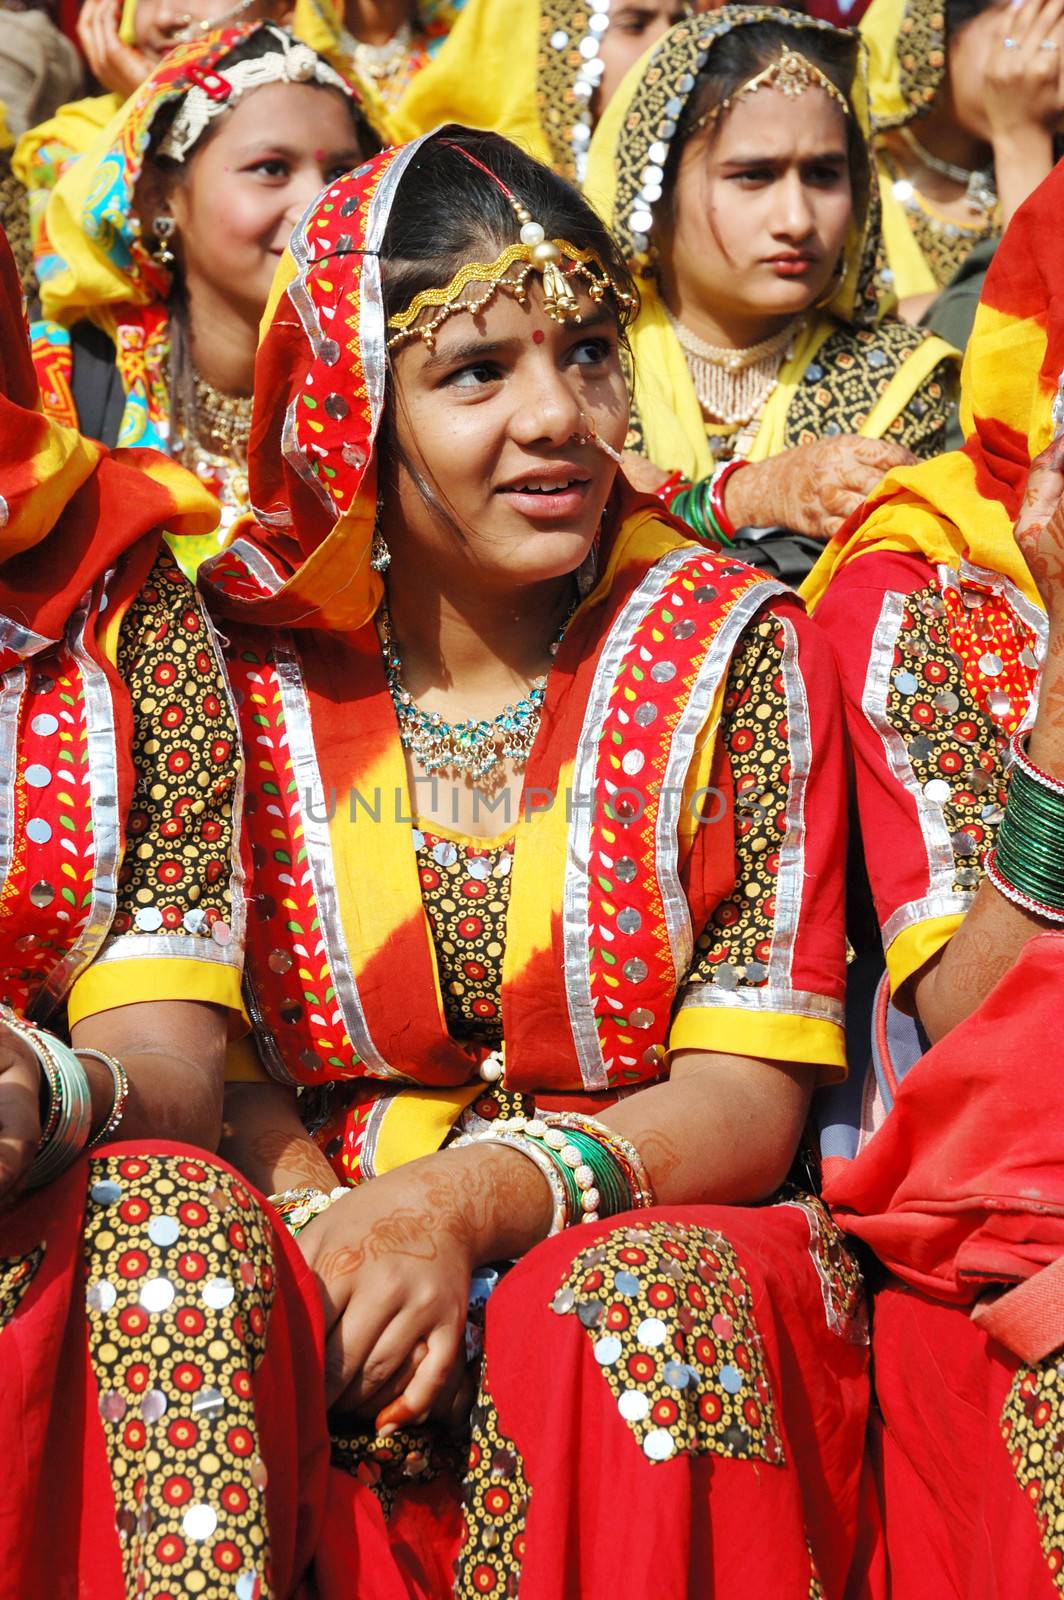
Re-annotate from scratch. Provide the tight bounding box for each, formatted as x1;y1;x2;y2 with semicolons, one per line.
531;329;545;344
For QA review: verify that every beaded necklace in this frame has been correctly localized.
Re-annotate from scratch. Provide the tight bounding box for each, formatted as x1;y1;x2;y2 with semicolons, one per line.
666;307;802;428
378;593;576;783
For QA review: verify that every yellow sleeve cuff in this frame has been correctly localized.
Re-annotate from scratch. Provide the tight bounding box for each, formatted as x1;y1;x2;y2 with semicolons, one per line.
373;1085;484;1173
67;957;245;1028
668;1004;847;1083
884;912;966;1010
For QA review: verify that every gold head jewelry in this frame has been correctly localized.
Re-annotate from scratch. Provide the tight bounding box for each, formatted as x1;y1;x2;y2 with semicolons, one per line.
698;47;851;130
386;148;637;351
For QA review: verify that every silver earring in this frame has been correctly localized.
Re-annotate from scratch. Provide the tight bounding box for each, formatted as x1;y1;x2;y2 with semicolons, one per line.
370;483;390;572
370;526;391;573
151;215;176;267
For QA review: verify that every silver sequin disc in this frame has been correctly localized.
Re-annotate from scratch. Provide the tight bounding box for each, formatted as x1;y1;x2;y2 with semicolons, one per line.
147;1216;180;1248
87;1280;118;1313
202;1277;235;1311
643;1429;676;1461
140;1278;175;1313
637;1317;668;1347
618;1389;650;1422
182;1504;218;1541
594;1335;622;1365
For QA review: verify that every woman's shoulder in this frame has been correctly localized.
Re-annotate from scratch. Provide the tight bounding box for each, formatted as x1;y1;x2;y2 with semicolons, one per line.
784;316;958;451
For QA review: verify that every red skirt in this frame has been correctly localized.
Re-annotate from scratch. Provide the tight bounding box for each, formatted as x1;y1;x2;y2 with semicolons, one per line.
872;1279;1062;1600
0;1141;330;1600
318;1194;873;1599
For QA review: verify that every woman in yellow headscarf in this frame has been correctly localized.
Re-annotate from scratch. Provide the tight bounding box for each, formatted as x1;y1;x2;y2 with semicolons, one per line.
12;0;292;271
394;0;698;182
30;22;376;577
584;6;959;555
861;0;1064;320
803;160;1064;1600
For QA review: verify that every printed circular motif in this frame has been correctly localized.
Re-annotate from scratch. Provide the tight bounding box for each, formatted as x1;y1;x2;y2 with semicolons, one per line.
83;1152;276;1598
887;576;1039;895
551;1218;784;1466
454;1361;530;1598
110;548;239;941
415;829;515;1046
688;618;789;994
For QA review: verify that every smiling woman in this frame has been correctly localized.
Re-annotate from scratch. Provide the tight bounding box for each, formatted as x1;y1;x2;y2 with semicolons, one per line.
206;126;869;1598
29;22;377;576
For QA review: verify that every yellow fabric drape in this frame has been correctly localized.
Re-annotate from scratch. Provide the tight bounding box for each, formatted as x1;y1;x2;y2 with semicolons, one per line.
392;0;550;158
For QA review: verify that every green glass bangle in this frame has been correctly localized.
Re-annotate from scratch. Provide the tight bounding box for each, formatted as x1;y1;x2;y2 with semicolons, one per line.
699;476;728;546
27;1030;92;1187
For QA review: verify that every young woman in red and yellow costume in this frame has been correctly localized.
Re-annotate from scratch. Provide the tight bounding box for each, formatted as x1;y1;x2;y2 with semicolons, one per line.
803;161;1064;1599
0;228;333;1597
207;127;870;1597
30;22;376;579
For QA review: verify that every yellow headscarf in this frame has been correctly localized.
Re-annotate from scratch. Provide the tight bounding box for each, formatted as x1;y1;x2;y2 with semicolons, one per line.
584;5;958;481
394;0;622;181
801;159;1060;614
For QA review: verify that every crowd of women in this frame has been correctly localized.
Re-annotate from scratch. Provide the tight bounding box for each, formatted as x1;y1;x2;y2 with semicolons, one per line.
0;0;1063;1597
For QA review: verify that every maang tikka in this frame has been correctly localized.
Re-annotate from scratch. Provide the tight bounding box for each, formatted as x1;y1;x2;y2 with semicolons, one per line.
385;143;636;353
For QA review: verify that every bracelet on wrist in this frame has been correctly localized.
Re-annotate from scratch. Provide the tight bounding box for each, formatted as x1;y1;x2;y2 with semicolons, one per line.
77;1048;130;1153
656;469;688;506
983;732;1064;922
268;1184;348;1238
0;1010;95;1188
707;458;748;543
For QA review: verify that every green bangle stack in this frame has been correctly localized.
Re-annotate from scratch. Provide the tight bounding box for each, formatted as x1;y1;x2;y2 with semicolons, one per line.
985;734;1064;923
0;1008;94;1187
456;1108;656;1231
670;476;734;548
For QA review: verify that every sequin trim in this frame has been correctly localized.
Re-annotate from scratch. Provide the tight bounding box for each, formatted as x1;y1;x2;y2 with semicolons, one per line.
455;1360;530;1599
83;1153;276;1599
1000;1360;1064;1594
778;1195;867;1344
552;1219;784;1465
874;570;1041;946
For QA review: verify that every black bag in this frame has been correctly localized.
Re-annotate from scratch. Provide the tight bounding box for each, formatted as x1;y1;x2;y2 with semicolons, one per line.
69;321;126;448
728;524;824;586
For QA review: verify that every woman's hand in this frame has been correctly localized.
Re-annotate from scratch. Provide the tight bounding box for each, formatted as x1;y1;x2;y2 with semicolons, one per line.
0;1023;41;1203
77;0;152;100
985;0;1064;144
298;1144;552;1423
724;435;915;540
1014;432;1064;615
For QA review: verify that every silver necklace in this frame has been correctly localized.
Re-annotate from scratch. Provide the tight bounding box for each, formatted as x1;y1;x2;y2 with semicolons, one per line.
898;126;997;216
378;595;576;783
345;19;414;81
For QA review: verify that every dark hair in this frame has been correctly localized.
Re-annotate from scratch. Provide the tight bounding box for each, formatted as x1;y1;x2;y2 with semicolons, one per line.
136;27;379;455
945;0;996;35
379;126;636;332
661;20;869;228
377;127;636;538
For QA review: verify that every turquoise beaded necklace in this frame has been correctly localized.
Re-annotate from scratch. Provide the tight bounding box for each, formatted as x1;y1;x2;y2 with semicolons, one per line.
378;592;577;783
